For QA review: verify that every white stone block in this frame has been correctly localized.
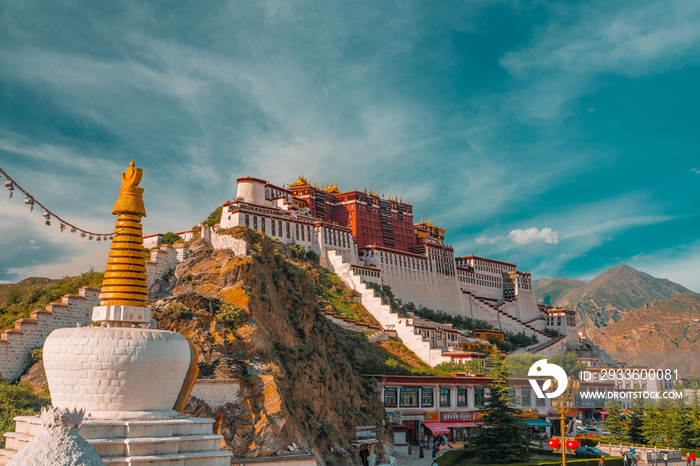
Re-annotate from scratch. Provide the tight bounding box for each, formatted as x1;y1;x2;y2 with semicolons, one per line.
92;305;151;324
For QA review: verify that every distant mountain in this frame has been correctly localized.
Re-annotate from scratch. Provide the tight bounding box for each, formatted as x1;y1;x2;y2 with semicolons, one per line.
585;292;700;372
0;277;52;304
535;277;586;305
535;265;690;328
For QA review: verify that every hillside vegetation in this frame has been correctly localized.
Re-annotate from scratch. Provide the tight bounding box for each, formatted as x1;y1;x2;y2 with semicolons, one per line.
0;269;103;331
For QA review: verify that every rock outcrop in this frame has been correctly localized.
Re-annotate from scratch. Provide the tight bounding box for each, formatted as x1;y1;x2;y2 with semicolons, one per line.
149;228;393;465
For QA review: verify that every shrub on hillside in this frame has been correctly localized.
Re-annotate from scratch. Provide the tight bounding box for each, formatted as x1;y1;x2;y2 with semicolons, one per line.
215;303;244;330
0;379;50;448
162;232;181;244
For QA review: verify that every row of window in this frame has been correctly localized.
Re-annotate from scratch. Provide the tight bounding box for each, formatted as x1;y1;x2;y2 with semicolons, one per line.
243;214;312;242
384;386;546;409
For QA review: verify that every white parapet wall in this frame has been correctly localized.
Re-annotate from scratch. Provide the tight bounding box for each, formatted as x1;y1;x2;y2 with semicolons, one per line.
201;227;248;255
189;379;242;410
0;287;101;381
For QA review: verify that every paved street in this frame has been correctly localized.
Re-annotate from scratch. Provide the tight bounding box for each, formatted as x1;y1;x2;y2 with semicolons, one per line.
395;446;448;466
393;446;692;465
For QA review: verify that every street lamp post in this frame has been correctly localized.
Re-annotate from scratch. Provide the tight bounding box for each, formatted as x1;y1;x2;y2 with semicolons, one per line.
551;377;580;466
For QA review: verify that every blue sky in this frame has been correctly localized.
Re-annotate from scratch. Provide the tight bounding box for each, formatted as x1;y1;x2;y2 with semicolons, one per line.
0;0;698;291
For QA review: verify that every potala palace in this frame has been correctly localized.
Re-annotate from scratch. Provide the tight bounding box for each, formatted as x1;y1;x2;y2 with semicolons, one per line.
218;176;578;358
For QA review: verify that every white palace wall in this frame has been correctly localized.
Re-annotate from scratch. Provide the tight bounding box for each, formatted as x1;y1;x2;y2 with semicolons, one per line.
0;287;101;381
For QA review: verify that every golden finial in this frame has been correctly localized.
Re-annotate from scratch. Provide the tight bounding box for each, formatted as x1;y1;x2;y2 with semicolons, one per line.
113;160;146;217
121;159;143;188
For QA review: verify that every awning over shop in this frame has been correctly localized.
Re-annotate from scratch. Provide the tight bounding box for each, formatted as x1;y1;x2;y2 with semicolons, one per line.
595;410;608;415
523;419;553;428
445;421;478;428
422;422;450;434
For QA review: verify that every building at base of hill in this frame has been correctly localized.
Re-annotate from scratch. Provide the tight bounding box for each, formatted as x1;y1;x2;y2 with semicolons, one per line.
218;175;577;341
369;374;616;453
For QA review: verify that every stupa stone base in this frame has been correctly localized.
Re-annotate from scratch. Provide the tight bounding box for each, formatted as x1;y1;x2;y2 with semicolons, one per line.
1;415;232;466
92;305;151;325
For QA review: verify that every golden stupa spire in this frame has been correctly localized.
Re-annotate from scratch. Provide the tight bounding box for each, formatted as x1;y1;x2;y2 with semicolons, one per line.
99;160;148;308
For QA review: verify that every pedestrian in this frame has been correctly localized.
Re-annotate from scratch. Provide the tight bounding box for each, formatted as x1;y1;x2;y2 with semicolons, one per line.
436;442;440;455
651;451;657;466
664;452;668;466
599;455;606;466
419;443;424;458
688;452;692;466
633;453;638;466
432;460;438;466
692;452;697;466
431;443;437;459
623;452;628;466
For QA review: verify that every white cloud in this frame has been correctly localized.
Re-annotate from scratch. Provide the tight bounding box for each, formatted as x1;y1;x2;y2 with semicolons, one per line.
507;227;560;245
475;227;559;246
691;168;700;174
476;235;504;245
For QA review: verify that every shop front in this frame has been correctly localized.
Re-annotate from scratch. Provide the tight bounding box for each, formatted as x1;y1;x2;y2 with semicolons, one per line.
422;411;479;444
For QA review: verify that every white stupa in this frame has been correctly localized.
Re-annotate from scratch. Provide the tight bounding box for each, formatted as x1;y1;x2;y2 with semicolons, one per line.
2;162;232;465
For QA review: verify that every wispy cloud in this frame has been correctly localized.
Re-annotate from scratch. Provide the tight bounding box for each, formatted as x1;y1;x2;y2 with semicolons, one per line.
500;0;700;119
476;227;560;245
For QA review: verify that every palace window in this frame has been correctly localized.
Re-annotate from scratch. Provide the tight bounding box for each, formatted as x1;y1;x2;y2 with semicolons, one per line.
421;388;434;408
399;388;419;408
536;396;545;407
245;214;249;227
384;389;397;407
474;387;485;407
457;387;469;407
439;387;451;407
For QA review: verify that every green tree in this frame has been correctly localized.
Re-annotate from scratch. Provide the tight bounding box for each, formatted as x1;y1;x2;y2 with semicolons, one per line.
506;353;541;378
626;396;645;443
549;353;587;378
474;357;531;463
667;398;699;448
641;402;665;445
161;232;181;245
604;400;624;437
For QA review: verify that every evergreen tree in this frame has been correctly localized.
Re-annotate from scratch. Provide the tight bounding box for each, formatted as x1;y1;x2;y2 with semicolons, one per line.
656;398;675;447
641;402;664;446
626;396;645;443
603;400;624;437
668;398;699;448
474;357;531;464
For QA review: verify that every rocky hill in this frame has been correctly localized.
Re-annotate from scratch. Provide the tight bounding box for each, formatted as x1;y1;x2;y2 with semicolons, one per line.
584;292;700;372
143;228;420;464
534;277;586;306
535;265;690;328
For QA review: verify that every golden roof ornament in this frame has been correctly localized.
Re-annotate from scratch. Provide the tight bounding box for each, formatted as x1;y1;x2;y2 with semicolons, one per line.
99;160;148;308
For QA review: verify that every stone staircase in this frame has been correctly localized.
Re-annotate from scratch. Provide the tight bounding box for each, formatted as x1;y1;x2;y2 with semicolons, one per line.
0;286;101;381
0;416;232;466
320;310;381;333
325;250;456;367
513;334;568;356
465;292;548;338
